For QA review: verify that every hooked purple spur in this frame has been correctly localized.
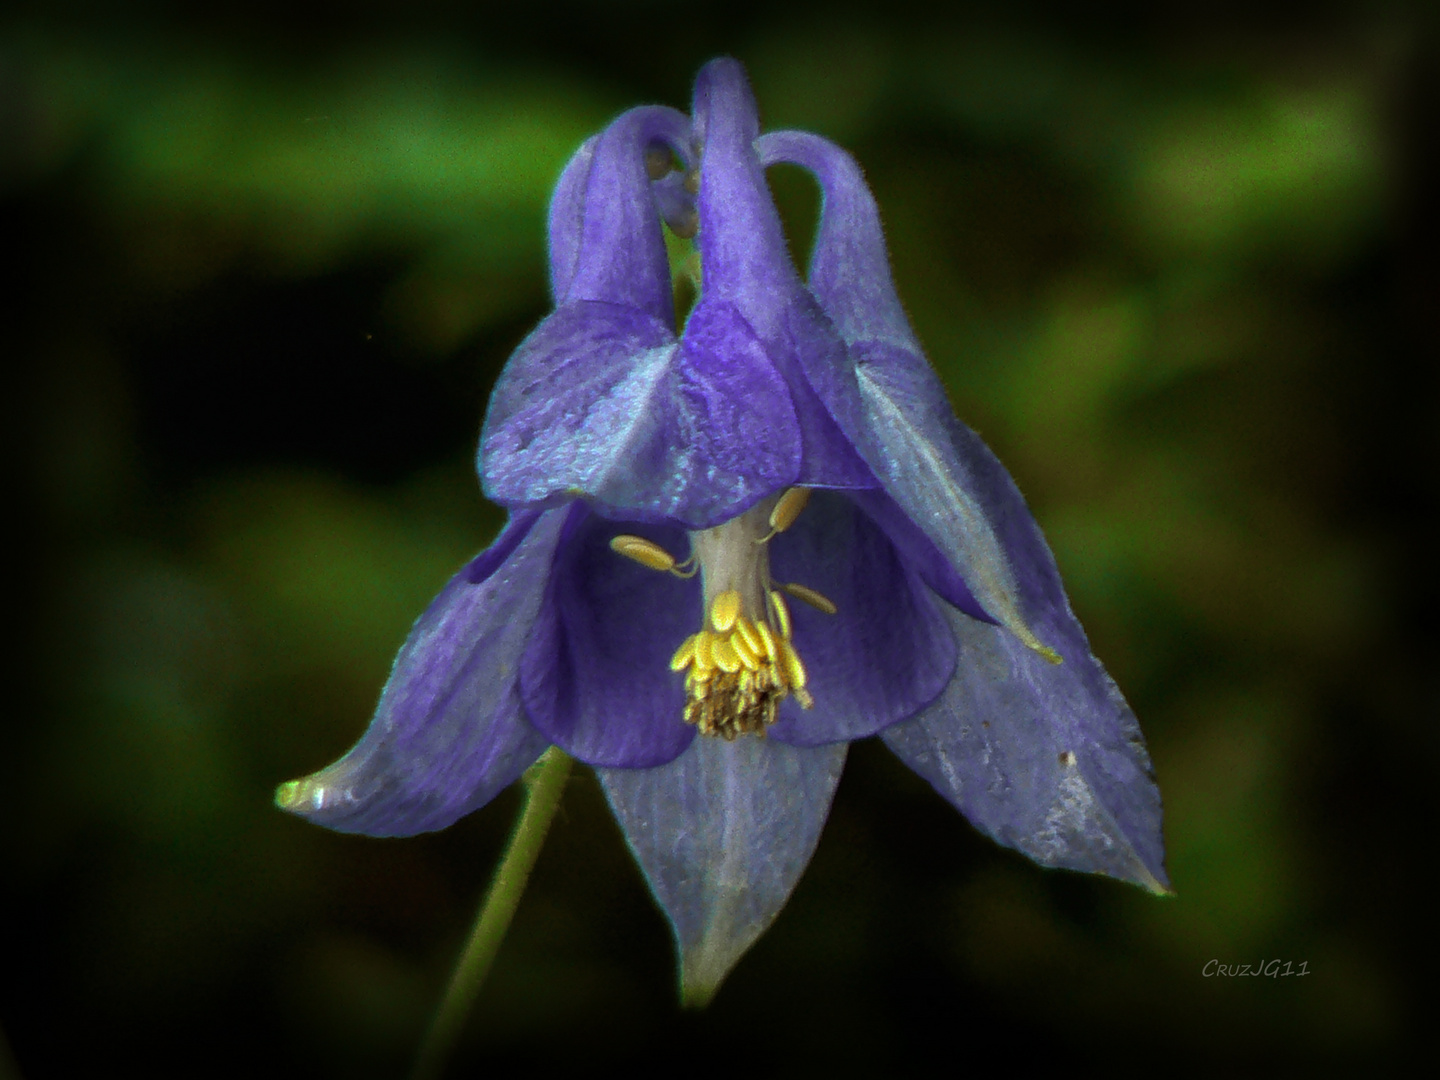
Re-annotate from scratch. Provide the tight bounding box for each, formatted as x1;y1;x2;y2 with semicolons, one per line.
276;57;1168;1003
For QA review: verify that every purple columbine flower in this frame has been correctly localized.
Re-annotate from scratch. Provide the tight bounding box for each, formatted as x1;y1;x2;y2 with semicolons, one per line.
277;58;1167;1003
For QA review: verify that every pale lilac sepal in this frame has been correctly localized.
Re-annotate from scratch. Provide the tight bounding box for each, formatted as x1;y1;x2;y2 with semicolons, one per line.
277;509;567;836
598;736;847;1004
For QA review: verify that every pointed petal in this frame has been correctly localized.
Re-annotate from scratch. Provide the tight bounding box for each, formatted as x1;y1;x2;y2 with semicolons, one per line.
275;510;567;836
481;299;802;528
598;736;847;1005
689;60;876;491
766;492;956;745
883;604;1170;893
547;135;597;303
520;506;697;767
562;105;693;326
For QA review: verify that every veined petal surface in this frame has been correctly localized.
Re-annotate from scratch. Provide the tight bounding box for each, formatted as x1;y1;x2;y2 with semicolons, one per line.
766;492;955;745
598;736;847;1005
853;352;1041;650
521;507;697;767
768;127;1166;889
760;128;1052;654
275;509;566;836
880;413;1167;889
482;299;802;528
689;60;877;492
884;605;1169;892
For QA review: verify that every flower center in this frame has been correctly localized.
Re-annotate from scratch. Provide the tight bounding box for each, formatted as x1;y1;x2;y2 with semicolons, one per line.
609;488;835;740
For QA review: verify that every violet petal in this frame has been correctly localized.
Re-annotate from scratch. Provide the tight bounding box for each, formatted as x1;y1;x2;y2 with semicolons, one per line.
690;60;877;492
551;128;697;304
598;735;847;1005
885;404;1167;889
766;492;956;745
275;509;568;836
562;105;693;327
691;59;794;337
883;605;1170;893
481;299;803;529
759;130;1046;649
520;506;697;767
768;128;1167;889
756;130;917;352
846;487;993;624
462;506;544;583
546;134;597;304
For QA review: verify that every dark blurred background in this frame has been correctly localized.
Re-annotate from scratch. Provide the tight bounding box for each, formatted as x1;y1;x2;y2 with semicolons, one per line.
3;1;1433;1075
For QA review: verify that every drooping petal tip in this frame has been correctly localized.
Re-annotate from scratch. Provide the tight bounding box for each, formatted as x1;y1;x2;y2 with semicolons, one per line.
600;736;847;1005
273;511;564;837
883;607;1170;895
274;776;314;812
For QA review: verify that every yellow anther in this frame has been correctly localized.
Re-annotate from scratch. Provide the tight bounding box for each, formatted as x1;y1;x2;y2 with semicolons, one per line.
731;630;760;669
768;590;792;640
781;582;837;615
756;487;812;544
769;487;811;534
776;637;807;690
609;535;676;572
711;635;741;674
670;635;697;672
609;534;697;577
692;630;715;672
754;619;777;662
710;590;741;633
734;616;763;658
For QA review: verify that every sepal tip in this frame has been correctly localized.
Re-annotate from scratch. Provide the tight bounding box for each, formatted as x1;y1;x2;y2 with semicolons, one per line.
274;776;317;814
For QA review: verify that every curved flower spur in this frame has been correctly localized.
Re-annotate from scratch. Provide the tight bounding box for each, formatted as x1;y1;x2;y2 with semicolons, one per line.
276;58;1168;1007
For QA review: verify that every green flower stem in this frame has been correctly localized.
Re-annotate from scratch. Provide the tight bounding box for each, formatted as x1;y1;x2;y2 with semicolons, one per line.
409;748;572;1080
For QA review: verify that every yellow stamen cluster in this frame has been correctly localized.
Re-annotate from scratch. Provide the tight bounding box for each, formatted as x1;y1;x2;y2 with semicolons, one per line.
606;489;838;741
669;589;813;740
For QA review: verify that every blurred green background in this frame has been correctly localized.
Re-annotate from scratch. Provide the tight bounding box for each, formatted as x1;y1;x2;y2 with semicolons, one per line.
4;1;1432;1075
